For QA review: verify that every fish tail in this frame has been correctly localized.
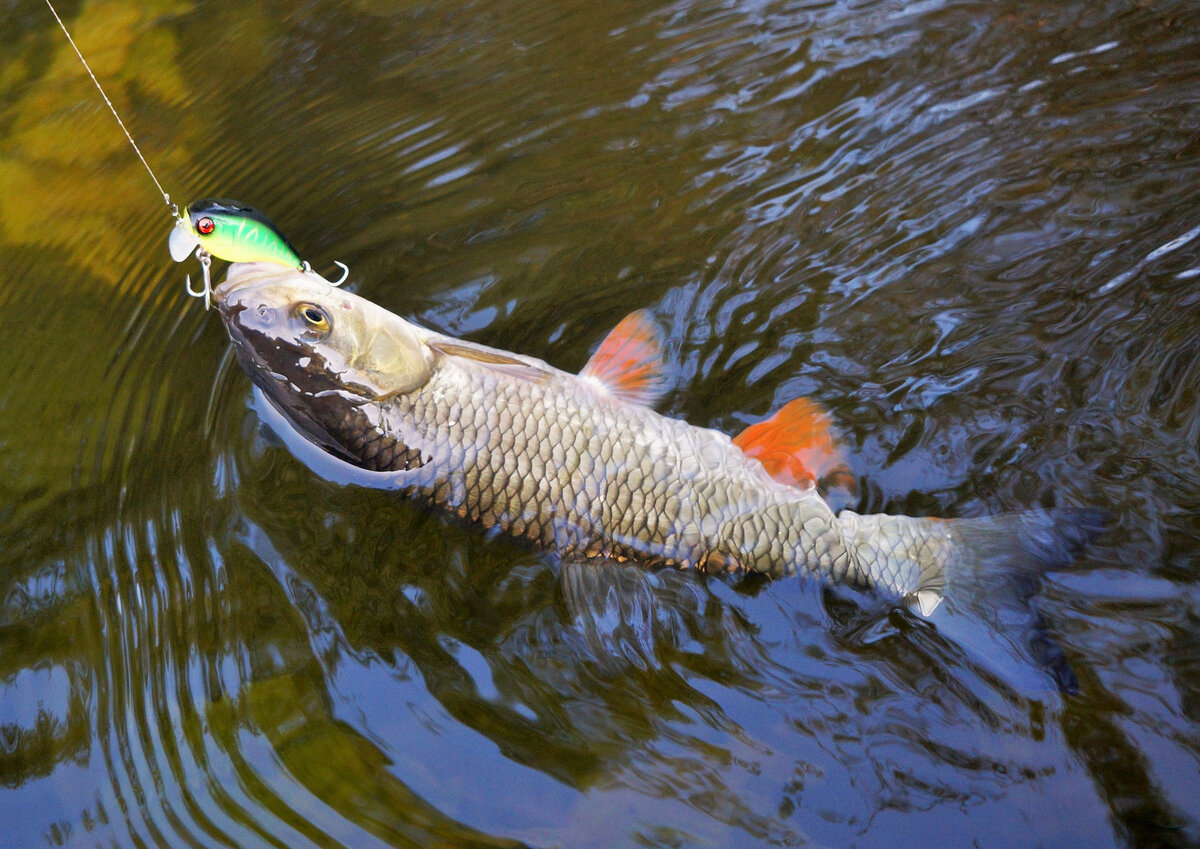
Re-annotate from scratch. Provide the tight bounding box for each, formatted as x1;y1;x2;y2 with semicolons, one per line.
839;507;1109;691
937;507;1108;614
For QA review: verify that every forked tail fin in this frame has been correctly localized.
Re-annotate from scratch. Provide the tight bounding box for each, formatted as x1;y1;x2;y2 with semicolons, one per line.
936;508;1108;618
839;507;1109;692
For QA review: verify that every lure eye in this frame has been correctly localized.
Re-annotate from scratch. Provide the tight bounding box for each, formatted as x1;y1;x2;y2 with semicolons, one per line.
196;217;215;235
295;303;331;337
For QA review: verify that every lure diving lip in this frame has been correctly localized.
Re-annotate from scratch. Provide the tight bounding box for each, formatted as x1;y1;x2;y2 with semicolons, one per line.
169;218;201;261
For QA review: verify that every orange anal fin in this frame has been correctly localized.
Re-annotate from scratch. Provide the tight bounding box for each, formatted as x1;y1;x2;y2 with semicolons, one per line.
733;397;854;492
580;310;667;406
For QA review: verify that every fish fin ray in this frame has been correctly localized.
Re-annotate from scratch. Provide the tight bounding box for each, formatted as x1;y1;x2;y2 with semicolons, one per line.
850;507;1109;695
580;310;668;406
733;397;853;491
427;340;552;383
560;559;704;674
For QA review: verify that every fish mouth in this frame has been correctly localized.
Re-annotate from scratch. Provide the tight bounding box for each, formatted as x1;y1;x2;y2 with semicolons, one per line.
211;263;305;383
212;265;359;463
212;264;269;365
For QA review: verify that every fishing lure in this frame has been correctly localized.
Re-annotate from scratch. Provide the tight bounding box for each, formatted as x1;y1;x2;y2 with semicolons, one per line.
169;199;348;308
43;0;347;308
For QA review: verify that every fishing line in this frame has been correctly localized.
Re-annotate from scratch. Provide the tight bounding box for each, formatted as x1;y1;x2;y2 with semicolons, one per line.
42;0;177;218
43;0;349;307
42;0;226;307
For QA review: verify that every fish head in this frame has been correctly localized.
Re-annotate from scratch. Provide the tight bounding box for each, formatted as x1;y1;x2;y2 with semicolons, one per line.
213;263;432;462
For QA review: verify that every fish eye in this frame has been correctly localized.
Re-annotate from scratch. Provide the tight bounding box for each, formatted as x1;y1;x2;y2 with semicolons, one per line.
196;216;215;235
295;303;331;337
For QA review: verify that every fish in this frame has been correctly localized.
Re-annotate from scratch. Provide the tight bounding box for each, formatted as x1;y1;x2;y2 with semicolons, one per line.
210;261;1106;662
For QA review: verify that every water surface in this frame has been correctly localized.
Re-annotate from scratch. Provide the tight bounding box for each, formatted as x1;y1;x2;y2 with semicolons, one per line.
2;0;1200;846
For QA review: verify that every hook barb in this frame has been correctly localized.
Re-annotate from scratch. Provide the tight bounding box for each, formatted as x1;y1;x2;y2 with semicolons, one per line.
184;248;213;310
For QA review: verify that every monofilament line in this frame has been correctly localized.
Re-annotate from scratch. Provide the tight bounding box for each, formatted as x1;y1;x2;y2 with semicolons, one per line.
43;0;174;212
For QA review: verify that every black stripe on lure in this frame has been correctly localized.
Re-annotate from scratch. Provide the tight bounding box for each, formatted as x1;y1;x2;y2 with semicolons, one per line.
169;198;348;308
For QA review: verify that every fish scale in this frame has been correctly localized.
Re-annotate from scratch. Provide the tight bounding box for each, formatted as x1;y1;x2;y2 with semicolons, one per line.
364;348;864;585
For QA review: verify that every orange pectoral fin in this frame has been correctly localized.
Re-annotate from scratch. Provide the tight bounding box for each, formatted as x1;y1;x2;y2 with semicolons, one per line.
580;310;668;406
733;397;854;491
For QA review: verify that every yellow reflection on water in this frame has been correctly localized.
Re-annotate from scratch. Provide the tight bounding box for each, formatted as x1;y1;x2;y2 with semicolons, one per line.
1;1;196;291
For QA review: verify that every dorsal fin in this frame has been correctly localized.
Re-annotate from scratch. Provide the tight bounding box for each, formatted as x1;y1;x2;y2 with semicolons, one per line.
427;340;551;383
580;310;667;406
733;397;853;490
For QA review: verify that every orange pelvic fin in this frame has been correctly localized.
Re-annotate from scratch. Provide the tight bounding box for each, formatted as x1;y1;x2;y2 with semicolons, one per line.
733;397;855;492
580;310;668;406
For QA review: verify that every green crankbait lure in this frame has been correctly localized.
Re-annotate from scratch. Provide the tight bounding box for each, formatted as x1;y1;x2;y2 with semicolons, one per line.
169;198;347;308
169;198;302;267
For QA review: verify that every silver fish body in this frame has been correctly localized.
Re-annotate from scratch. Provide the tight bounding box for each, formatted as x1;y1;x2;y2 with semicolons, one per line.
214;263;1100;618
366;341;875;581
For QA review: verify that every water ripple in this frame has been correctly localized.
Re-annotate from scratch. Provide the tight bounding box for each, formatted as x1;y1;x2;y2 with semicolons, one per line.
5;0;1200;846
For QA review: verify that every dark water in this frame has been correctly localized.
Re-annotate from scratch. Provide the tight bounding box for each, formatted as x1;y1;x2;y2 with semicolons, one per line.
3;0;1200;846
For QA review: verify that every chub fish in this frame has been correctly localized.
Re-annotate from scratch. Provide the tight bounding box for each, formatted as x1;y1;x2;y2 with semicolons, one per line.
211;261;1105;656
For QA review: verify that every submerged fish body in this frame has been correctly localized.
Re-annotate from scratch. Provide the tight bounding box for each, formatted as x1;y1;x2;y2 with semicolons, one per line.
213;263;1102;626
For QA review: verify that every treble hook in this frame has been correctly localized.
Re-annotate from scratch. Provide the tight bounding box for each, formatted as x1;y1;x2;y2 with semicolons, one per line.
185;247;213;310
300;259;350;286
